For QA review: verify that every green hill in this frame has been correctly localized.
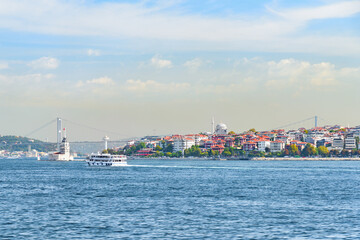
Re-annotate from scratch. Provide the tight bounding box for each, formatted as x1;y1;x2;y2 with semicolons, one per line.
0;135;56;152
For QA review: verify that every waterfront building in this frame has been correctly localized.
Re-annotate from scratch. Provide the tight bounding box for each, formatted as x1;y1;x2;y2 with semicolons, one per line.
270;140;285;153
204;140;214;149
289;140;308;151
211;144;225;154
276;135;290;144
257;140;271;152
243;141;257;151
344;137;357;150
173;136;195;153
127;140;135;147
235;136;246;146
225;138;235;148
187;134;209;146
332;138;344;150
261;131;277;140
135;148;154;157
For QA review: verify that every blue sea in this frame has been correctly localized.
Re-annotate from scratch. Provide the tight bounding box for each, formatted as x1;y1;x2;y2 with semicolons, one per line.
1;159;360;239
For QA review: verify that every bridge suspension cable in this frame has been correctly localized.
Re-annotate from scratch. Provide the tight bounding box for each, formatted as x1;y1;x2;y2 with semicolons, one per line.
25;119;57;138
61;118;131;138
272;116;316;130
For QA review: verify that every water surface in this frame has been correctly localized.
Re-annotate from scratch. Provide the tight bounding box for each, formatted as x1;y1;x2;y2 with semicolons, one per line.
1;159;360;239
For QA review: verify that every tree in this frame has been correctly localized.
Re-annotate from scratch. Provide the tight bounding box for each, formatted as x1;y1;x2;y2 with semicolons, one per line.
301;143;317;157
163;143;174;153
289;144;300;156
102;149;108;153
228;131;236;135
174;151;183;158
355;137;359;149
330;149;339;156
317;146;329;157
136;142;146;150
284;149;290;156
155;145;162;151
223;150;231;156
341;149;350;157
201;151;208;157
208;149;216;156
249;128;256;133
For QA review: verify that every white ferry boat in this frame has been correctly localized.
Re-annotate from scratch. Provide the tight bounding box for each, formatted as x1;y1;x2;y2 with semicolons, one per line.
87;153;127;167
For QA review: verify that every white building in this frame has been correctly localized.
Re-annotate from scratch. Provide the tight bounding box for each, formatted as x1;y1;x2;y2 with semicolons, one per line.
185;134;209;146
48;130;74;161
215;123;228;135
270;140;285;153
344;137;357;150
257;140;271;152
173;136;195;153
332;137;344;149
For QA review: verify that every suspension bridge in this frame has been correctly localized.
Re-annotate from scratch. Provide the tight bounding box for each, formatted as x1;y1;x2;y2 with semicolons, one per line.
24;115;328;142
24;117;132;144
3;117;133;154
272;115;328;130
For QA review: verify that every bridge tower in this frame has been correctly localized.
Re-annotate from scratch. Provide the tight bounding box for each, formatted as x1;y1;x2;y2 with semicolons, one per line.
57;117;62;152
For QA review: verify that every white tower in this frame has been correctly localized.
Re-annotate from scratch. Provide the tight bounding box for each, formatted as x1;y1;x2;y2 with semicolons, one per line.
212;117;215;134
103;136;110;150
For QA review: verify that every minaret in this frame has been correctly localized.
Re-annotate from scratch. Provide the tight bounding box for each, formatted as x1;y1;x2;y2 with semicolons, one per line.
212;117;215;134
103;136;110;150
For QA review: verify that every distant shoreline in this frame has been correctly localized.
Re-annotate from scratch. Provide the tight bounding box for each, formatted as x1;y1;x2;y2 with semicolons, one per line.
252;157;360;161
129;157;360;161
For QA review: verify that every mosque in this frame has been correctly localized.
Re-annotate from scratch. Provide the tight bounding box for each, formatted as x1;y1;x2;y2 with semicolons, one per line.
212;117;228;135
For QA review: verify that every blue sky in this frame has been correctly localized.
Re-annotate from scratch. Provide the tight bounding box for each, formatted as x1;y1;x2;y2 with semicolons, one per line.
0;0;360;141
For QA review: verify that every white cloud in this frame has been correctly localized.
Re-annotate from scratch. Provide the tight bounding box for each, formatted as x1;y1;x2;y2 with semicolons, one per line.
28;57;59;69
150;55;172;69
0;62;9;70
126;79;189;92
257;58;358;90
184;58;203;70
87;49;101;56
86;76;114;85
0;1;358;54
0;73;55;90
268;1;360;21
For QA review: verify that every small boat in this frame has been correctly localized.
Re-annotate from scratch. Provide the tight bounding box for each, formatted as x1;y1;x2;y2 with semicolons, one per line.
87;153;127;167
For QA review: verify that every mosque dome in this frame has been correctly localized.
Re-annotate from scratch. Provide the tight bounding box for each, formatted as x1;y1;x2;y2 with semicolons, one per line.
215;123;228;135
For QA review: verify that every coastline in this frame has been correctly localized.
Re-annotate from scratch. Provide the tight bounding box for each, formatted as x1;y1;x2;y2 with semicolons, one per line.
130;156;360;161
252;157;360;161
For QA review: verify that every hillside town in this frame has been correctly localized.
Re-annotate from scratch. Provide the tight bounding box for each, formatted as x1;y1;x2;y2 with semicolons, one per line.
1;122;360;159
121;122;360;158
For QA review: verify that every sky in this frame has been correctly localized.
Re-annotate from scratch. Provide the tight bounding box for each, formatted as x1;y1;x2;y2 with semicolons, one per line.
0;0;360;141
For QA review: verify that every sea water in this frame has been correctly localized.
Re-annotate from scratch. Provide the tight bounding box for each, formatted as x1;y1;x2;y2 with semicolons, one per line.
1;159;360;239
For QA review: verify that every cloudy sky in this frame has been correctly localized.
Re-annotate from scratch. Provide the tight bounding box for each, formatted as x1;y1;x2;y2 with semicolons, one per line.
0;0;360;141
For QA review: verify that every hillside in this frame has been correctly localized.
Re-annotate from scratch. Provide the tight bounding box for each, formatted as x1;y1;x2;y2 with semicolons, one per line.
0;135;56;152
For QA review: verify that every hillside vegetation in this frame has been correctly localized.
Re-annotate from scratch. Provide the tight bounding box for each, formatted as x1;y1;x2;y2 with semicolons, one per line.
0;135;56;152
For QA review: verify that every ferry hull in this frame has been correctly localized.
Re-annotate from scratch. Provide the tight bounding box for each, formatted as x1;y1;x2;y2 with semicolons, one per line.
87;161;127;167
